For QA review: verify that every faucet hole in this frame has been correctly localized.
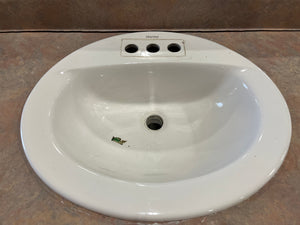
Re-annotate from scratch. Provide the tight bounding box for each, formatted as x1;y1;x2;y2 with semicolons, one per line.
167;43;181;52
146;44;160;53
146;115;163;130
125;44;138;53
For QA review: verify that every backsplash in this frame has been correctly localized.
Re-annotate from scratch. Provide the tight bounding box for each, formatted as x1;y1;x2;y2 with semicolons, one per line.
1;0;299;31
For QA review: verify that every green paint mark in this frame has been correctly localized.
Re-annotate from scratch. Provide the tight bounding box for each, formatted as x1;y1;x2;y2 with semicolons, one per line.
111;136;127;145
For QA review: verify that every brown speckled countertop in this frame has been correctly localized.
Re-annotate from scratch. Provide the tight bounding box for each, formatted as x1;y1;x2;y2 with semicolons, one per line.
0;32;299;225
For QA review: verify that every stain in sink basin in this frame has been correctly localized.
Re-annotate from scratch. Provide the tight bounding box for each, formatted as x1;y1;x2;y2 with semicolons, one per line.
111;136;127;145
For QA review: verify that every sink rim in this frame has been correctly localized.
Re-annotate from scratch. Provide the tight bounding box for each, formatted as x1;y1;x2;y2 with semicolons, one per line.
20;32;291;221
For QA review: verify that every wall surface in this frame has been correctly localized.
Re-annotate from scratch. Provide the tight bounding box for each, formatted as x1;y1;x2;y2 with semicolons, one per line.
1;0;300;31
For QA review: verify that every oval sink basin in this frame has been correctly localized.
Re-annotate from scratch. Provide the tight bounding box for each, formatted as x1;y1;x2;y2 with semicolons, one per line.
21;32;291;221
52;63;261;183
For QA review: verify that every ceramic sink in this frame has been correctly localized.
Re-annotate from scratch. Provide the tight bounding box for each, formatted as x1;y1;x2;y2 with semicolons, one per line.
21;32;291;221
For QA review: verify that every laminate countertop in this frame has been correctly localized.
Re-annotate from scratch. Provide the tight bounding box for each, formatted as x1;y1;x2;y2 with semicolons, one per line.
0;32;299;225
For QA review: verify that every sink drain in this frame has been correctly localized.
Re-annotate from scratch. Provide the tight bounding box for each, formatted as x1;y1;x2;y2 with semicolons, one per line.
146;115;163;130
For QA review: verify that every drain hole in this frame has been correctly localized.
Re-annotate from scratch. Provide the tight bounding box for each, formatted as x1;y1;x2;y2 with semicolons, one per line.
125;44;138;53
146;115;163;130
146;43;160;53
168;43;181;52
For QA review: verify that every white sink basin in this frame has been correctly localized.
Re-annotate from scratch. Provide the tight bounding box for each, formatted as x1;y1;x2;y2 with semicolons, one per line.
21;32;291;221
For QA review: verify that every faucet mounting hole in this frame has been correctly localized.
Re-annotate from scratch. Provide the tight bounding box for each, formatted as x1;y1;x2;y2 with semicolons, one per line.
146;115;163;130
168;43;181;52
146;44;160;53
125;44;138;53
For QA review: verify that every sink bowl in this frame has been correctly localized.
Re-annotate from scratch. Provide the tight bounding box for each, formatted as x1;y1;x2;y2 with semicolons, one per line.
21;32;291;221
52;63;261;183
